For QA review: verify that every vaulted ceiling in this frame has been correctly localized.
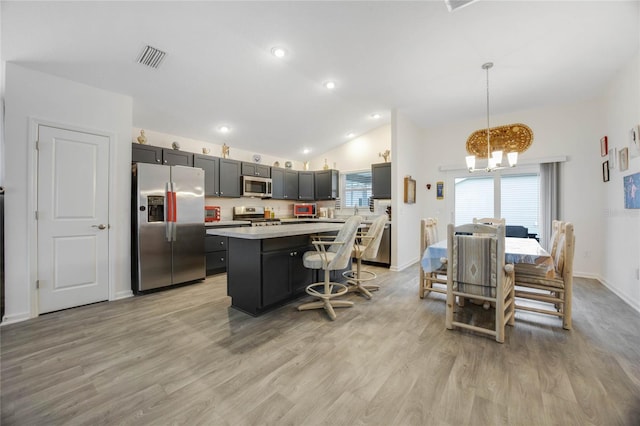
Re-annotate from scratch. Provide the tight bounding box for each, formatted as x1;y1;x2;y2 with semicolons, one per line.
2;1;638;160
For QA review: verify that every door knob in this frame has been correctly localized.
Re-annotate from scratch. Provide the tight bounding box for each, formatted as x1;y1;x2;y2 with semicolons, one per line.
92;224;107;230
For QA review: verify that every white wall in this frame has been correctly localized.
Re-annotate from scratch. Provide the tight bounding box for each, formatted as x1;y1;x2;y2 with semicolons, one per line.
416;99;607;279
390;110;424;271
602;52;640;312
308;124;391;173
3;63;133;323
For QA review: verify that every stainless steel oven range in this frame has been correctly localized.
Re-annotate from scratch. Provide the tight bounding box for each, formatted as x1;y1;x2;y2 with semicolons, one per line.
233;206;281;226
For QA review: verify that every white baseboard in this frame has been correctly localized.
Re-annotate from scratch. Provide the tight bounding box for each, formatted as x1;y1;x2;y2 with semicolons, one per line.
595;275;640;315
1;311;32;326
113;290;134;300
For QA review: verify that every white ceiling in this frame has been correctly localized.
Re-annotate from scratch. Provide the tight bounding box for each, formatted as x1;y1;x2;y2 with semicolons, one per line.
2;1;638;160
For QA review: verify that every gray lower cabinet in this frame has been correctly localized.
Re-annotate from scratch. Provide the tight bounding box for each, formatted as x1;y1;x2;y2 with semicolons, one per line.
205;235;227;275
226;235;314;315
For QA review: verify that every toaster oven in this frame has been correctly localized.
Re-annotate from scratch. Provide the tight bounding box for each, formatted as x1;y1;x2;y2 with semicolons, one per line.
294;203;316;217
205;206;221;222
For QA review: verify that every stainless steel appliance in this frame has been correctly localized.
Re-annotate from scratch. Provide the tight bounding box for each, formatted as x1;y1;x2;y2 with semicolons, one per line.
363;222;391;266
233;206;281;226
294;203;316;217
241;176;272;198
132;163;205;292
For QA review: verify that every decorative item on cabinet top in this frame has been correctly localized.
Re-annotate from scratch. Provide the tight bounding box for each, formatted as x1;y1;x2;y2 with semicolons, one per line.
273;161;280;167
285;161;292;169
253;154;261;163
222;143;230;159
136;129;147;144
172;141;181;150
379;149;390;162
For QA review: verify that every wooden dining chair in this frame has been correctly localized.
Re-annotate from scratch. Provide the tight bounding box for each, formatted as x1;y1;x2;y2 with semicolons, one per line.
547;219;564;258
473;217;506;226
419;218;447;298
445;223;516;343
515;222;575;329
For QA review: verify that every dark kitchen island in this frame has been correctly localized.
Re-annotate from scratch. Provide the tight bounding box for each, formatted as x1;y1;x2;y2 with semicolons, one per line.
206;223;348;316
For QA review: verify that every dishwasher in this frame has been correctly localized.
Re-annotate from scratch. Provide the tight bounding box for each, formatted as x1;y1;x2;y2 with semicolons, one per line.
362;222;391;267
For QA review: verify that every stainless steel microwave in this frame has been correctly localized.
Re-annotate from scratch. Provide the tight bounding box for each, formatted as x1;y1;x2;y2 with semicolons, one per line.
242;175;272;198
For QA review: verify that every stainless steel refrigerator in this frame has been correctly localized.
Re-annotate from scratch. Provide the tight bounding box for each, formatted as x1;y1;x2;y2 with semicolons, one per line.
132;163;205;292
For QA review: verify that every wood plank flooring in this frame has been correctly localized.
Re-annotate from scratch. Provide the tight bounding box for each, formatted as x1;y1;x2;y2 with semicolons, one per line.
2;264;640;425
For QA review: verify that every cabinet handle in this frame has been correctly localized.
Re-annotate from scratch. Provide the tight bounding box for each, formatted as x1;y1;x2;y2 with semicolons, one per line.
156;159;160;163
220;241;224;245
290;252;294;257
220;257;225;261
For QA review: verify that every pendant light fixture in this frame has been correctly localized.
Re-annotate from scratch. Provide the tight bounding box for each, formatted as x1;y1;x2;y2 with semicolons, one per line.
465;62;518;172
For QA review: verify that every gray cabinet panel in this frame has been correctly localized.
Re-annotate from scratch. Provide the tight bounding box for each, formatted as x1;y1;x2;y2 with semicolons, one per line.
298;171;315;200
314;169;339;200
219;159;241;198
372;162;391;199
194;154;219;196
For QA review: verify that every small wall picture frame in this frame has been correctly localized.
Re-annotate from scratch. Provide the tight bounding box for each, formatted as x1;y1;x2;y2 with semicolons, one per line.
608;147;617;169
602;160;610;182
404;176;416;204
600;136;608;157
630;125;640;158
436;181;444;200
619;147;629;171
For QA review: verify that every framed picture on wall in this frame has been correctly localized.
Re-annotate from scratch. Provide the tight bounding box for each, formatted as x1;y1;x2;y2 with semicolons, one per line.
602;161;610;182
600;136;608;157
608;147;617;169
436;181;444;200
624;172;640;209
620;147;629;171
404;176;416;204
630;125;640;158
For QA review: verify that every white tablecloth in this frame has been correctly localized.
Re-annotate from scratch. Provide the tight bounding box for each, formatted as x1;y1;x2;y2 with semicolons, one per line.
421;237;554;277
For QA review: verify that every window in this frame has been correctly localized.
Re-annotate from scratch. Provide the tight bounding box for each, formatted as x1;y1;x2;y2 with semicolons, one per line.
343;171;372;208
454;168;540;236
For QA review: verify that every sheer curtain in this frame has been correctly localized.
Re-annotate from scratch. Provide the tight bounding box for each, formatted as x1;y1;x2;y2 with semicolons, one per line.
540;162;560;250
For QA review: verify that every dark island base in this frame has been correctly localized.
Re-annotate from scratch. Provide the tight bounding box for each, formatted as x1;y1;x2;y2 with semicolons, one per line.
226;234;351;316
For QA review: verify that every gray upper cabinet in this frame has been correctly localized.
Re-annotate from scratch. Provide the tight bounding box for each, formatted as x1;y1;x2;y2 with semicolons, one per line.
162;149;194;167
193;154;219;196
241;162;271;178
192;155;240;198
272;167;298;200
372;162;391;199
132;144;193;167
298;171;315;200
132;144;162;164
219;158;241;198
314;169;339;200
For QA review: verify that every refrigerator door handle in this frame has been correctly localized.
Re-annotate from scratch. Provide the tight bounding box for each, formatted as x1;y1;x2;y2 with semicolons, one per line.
166;182;174;242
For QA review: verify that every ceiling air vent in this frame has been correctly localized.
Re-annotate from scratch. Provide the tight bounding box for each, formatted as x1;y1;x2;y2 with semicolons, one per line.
136;45;166;69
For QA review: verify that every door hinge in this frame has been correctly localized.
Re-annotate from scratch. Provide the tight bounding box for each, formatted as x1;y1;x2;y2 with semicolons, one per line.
35;211;38;220
36;280;40;289
35;140;39;150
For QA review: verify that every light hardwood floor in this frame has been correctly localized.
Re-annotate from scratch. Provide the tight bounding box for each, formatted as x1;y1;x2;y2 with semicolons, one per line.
2;264;640;425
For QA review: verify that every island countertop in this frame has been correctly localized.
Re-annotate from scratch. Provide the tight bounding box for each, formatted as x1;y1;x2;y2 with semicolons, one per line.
206;222;344;239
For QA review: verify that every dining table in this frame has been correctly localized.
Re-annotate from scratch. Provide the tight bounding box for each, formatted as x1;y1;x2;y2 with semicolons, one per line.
421;237;555;278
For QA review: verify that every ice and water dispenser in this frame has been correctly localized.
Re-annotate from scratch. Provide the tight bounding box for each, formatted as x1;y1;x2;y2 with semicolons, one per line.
146;195;165;222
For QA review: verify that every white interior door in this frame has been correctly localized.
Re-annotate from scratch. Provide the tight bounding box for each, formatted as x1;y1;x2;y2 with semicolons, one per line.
37;125;110;314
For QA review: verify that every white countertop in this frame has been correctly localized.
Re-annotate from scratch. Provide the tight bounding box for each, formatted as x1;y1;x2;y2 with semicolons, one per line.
205;220;251;227
206;222;345;239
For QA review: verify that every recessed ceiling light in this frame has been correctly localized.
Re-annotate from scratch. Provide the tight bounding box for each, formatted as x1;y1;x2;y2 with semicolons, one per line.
324;81;336;90
271;47;287;58
346;132;355;138
218;125;230;133
371;113;381;119
303;148;310;154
